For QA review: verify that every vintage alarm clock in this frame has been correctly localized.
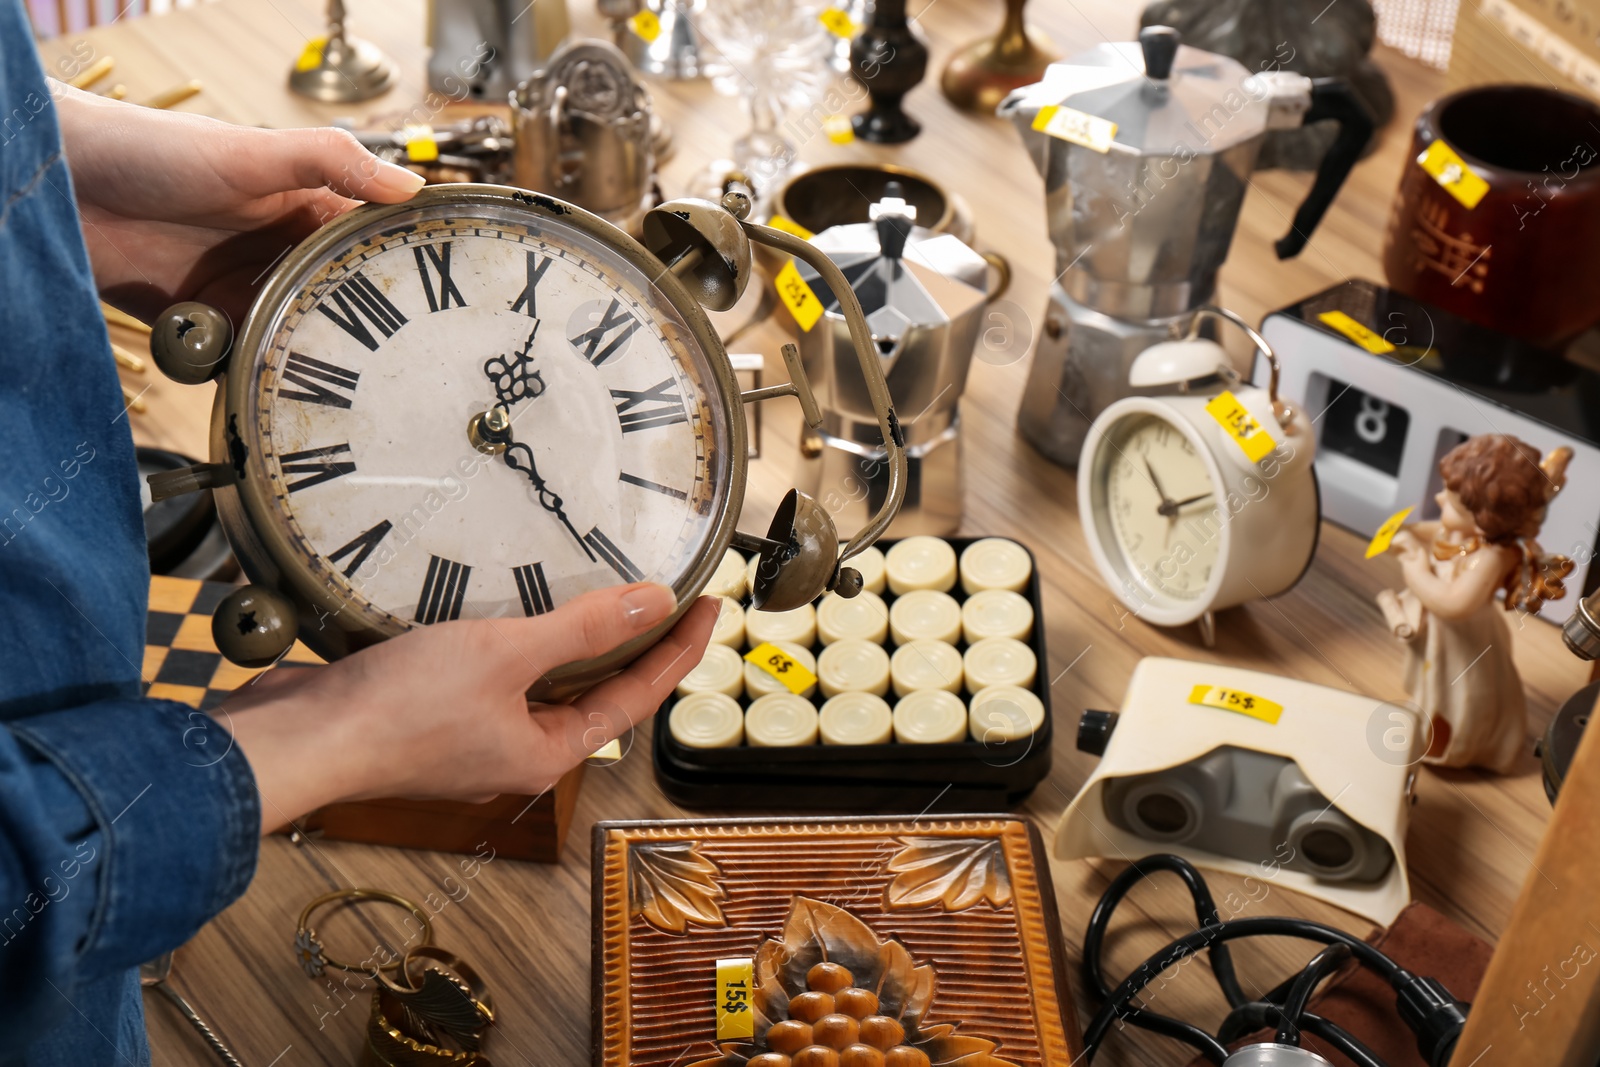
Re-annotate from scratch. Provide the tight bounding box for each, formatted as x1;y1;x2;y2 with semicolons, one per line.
144;184;905;695
1078;307;1319;645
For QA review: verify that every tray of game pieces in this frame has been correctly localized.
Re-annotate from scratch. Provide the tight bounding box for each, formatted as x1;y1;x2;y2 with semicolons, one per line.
652;538;1053;811
590;815;1083;1067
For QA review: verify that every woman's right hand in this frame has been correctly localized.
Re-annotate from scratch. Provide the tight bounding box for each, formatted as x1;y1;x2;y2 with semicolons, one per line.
216;584;717;832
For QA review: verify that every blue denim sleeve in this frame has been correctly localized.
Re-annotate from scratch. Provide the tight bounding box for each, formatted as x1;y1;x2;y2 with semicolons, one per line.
0;699;259;1038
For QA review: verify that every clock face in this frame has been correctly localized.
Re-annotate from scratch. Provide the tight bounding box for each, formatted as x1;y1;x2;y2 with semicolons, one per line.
231;193;734;637
1101;414;1221;602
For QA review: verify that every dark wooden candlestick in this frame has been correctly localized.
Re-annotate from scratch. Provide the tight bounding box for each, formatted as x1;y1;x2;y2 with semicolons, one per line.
849;0;928;144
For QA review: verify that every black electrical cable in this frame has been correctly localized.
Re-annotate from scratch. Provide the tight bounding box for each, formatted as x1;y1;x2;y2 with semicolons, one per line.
1275;944;1352;1044
1080;856;1465;1065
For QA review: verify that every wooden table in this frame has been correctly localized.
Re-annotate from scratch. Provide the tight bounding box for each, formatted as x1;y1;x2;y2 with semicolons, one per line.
37;3;1591;1065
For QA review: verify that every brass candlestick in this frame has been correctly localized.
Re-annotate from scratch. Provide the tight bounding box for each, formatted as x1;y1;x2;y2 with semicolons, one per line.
288;0;397;103
940;0;1059;114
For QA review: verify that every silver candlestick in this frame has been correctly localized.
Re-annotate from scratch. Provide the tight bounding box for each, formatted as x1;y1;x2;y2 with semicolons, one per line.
288;0;398;103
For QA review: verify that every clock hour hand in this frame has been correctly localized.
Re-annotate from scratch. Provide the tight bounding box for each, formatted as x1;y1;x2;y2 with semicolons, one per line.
1170;493;1214;511
1143;458;1174;509
483;322;546;408
501;437;596;562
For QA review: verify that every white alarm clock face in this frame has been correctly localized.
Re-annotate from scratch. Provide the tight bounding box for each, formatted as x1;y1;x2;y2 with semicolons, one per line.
1100;414;1222;601
228;191;734;639
1100;415;1222;601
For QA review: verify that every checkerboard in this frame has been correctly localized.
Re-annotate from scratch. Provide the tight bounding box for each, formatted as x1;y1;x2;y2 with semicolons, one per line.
144;576;322;711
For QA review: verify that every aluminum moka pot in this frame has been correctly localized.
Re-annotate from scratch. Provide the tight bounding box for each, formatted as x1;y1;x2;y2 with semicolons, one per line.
998;25;1372;467
795;187;1005;536
511;38;656;234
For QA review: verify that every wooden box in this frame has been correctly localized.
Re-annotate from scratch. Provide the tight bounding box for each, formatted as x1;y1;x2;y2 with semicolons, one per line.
591;816;1082;1067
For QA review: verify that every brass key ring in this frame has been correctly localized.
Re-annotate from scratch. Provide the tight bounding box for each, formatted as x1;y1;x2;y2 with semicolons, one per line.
295;888;434;978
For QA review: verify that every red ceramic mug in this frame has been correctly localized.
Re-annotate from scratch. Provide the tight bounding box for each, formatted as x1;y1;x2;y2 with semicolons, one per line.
1382;85;1600;348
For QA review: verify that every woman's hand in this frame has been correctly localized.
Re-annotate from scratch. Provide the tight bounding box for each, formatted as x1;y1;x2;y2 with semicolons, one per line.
54;84;424;325
219;585;717;832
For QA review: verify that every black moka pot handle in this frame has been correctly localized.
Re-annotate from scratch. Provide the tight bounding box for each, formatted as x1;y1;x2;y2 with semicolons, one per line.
1274;78;1375;259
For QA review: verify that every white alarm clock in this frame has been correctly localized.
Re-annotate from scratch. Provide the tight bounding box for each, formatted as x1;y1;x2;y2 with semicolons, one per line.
1078;307;1320;644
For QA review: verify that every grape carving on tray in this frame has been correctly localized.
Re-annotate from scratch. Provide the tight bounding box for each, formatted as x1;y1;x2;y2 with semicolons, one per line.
590;818;1082;1067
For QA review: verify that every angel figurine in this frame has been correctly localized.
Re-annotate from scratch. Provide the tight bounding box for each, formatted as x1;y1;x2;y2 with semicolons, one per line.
1377;435;1574;772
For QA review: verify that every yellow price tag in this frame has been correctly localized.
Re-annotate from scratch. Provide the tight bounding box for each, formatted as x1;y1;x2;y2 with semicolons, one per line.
587;738;623;762
744;642;818;695
1204;390;1275;463
295;37;327;72
1031;103;1118;154
767;215;814;240
715;958;755;1040
823;114;855;145
1188;684;1284;725
774;260;826;332
402;124;439;163
1365;506;1415;560
1317;310;1395;355
628;10;662;42
819;6;858;37
1417;140;1489;210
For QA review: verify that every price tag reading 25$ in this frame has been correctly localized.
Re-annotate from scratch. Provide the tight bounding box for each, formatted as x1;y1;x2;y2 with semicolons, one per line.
1188;684;1285;725
775;260;826;332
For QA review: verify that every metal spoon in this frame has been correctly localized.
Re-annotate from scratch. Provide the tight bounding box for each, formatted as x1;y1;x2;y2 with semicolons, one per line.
139;952;245;1067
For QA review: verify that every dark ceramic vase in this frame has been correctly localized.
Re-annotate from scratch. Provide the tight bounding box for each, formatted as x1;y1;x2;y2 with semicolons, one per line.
850;0;928;144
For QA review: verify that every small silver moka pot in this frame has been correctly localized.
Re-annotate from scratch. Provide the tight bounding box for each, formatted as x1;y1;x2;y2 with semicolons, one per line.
795;188;1004;537
511;39;656;234
427;0;571;102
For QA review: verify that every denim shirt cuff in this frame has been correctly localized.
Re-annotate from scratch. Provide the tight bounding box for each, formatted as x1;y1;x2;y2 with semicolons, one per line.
9;697;260;971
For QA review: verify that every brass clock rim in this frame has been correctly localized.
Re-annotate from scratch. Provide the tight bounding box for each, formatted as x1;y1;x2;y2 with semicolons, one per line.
214;183;747;695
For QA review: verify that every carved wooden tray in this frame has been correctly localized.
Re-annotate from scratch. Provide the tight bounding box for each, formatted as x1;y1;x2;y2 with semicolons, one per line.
590;817;1081;1067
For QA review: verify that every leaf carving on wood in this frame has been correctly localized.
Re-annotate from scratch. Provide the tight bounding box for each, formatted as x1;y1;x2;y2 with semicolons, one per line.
686;896;1021;1067
628;841;727;934
884;837;1012;912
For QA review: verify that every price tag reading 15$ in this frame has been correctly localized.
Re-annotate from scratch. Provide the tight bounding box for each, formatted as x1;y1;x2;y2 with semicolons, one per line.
745;642;818;695
1204;390;1275;463
715;957;755;1040
1188;684;1284;725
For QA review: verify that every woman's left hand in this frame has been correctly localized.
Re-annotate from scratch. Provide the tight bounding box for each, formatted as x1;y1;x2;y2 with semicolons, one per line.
54;84;425;325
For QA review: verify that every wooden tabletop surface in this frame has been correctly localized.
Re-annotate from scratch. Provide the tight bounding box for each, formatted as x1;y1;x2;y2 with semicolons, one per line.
36;2;1592;1065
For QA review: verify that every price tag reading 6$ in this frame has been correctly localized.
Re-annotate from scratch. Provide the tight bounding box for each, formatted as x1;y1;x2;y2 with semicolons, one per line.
774;260;826;332
1204;390;1275;463
1188;684;1284;725
745;642;818;695
715;958;755;1040
1417;140;1490;210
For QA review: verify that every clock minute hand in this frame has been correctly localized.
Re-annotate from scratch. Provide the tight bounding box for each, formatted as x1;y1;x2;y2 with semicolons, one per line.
1170;492;1214;510
502;438;596;562
1143;458;1174;508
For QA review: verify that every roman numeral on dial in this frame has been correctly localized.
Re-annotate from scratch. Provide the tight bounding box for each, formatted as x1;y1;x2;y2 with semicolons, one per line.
509;251;552;318
570;297;640;367
279;352;360;408
326;519;393;577
583;527;644;582
280;443;356;493
513;562;555;616
317;271;407;351
612;378;688;433
415;555;471;624
619;472;687;500
414;241;467;313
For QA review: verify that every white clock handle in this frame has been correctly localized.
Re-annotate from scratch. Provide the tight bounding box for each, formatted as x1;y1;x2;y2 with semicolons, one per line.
741;222;910;567
1187;305;1294;429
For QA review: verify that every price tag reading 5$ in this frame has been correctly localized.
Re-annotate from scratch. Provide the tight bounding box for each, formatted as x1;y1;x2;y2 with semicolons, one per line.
715;957;755;1040
745;642;818;695
1417;140;1490;210
774;260;826;332
1365;506;1415;560
1204;390;1275;463
1188;684;1284;725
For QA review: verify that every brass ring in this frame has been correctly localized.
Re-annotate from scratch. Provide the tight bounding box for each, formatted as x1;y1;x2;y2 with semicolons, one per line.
295;888;433;978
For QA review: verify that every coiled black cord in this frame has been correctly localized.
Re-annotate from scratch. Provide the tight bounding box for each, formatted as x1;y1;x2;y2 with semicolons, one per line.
1081;855;1466;1066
